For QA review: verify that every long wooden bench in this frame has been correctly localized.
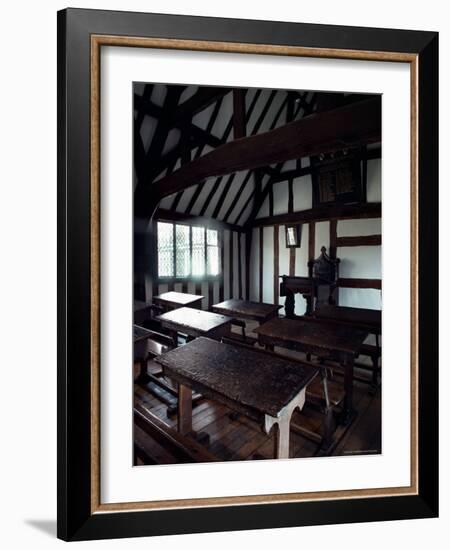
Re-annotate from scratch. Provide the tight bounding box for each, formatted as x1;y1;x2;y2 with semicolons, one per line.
134;404;218;464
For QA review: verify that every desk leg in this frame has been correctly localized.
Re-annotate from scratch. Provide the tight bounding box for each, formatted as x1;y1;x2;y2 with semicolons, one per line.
273;420;291;459
168;329;178;348
370;333;381;392
177;384;192;435
264;388;306;459
341;354;355;425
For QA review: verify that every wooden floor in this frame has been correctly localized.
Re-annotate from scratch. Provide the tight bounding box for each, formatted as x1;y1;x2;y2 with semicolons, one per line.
134;357;381;464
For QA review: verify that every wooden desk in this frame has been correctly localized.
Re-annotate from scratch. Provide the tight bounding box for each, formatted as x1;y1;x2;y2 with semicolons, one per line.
157;307;232;345
211;299;281;324
254;317;368;424
313;305;381;387
313;305;381;333
155;337;318;459
153;291;203;311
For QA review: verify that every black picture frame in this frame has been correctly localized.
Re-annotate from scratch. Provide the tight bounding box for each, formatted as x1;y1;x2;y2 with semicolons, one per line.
57;8;438;541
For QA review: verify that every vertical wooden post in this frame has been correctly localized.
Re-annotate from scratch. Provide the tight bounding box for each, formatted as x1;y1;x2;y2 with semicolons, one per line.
273;225;279;305
229;231;234;299
259;226;264;303
238;232;243;299
329;219;339;305
219;229;225;302
289;248;296;277
308;222;316;261
245;229;253;300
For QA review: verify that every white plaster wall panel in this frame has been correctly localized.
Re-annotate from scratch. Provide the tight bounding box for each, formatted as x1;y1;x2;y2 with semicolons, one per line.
262;226;274;303
236;199;254;227
158;195;175;209
162;128;181;155
259;91;287;133
139;116;158;152
190;178;215;216
338;245;381;279
246;89;272;133
315;221;330;256
175;184;198;213
192;101;216;131
283;158;297;171
224;174;254;224
217;171;246;220
339;288;382;310
338;218;381;237
202;178;227;218
256;194;270;219
223;230;230;299
212;91;233;140
367;158;382;203
293;175;313;211
153;167;168;183
150;85;167;107
273;181;289;215
179;85;198;104
249;228;260;302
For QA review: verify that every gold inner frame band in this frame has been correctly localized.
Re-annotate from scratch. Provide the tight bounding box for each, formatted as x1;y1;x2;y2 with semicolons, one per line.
90;35;419;514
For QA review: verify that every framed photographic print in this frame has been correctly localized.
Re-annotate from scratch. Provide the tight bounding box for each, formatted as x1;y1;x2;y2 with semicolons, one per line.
57;8;438;541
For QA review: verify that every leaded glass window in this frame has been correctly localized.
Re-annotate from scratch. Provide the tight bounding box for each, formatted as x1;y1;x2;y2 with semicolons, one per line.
157;222;220;279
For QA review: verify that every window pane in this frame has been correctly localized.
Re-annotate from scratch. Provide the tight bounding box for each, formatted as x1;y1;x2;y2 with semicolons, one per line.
207;245;219;276
157;222;174;277
191;226;205;276
175;224;190;277
206;228;218;246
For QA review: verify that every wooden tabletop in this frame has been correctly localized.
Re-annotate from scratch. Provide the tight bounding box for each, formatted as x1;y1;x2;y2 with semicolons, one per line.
155;337;318;420
211;299;281;323
313;305;381;332
153;291;204;309
254;317;368;356
157;307;232;337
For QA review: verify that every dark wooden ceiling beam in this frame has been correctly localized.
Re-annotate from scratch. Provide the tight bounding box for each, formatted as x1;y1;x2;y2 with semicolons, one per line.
141;97;381;212
252;202;381;227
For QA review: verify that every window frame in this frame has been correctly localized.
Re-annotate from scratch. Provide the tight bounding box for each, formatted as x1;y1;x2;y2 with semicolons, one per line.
155;220;221;283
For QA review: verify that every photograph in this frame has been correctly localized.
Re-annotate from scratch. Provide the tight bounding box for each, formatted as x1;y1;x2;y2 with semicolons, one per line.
132;83;382;464
54;5;439;541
